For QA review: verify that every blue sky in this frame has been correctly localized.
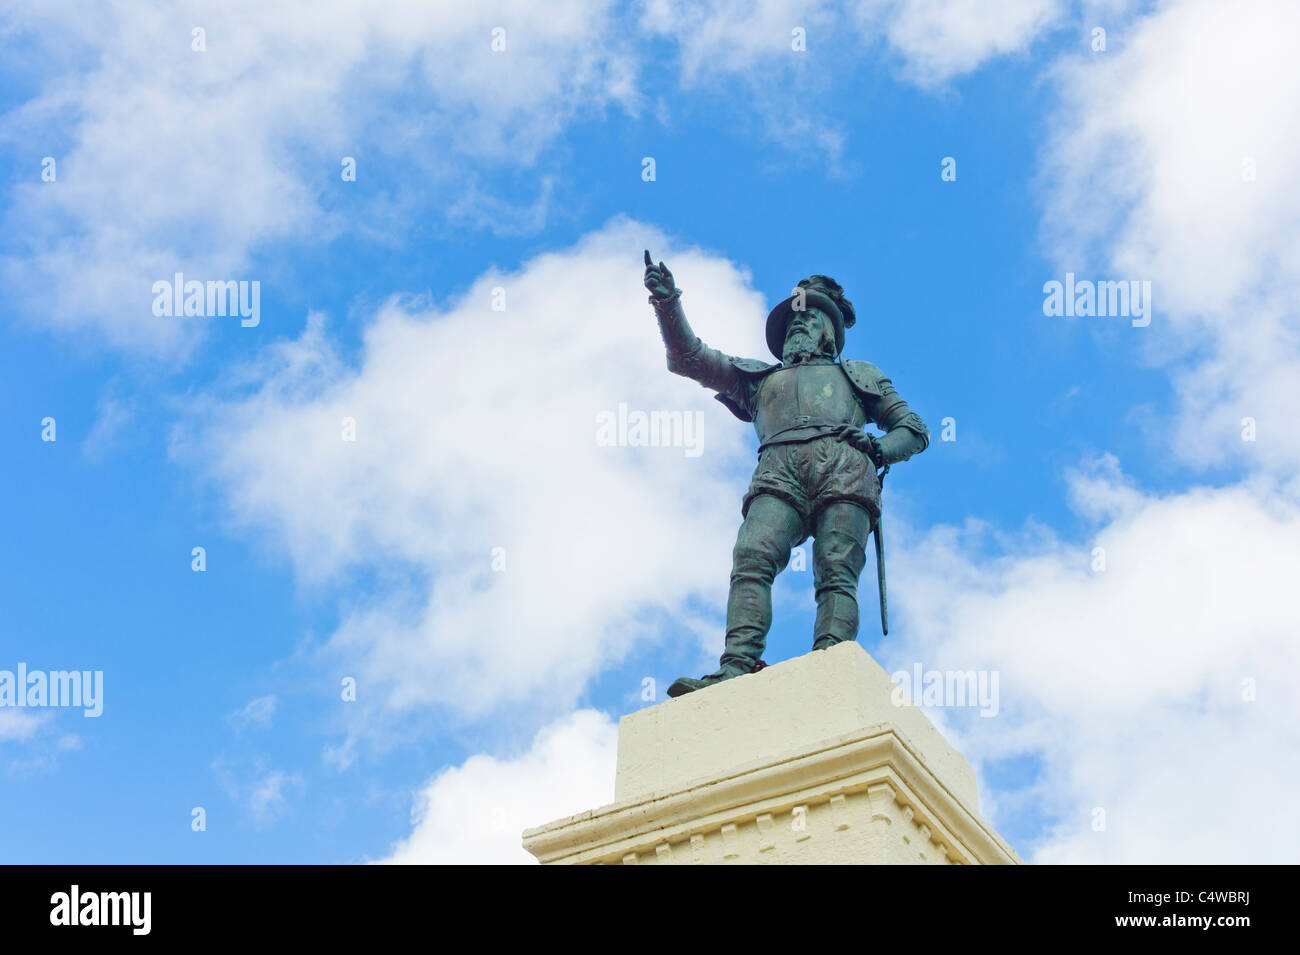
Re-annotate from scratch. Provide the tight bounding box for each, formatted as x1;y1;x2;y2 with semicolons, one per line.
2;1;1298;864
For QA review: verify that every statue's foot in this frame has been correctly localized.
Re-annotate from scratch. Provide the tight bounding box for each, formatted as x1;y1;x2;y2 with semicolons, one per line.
667;660;767;698
666;676;710;697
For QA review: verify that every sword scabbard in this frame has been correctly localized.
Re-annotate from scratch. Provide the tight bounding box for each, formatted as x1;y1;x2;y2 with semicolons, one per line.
875;465;888;635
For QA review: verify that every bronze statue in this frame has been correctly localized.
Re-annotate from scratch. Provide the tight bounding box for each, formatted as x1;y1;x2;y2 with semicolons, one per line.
643;251;929;697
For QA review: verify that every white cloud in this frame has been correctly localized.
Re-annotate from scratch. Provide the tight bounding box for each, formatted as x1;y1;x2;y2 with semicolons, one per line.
81;383;138;462
855;0;1064;86
639;0;851;173
381;709;617;864
888;460;1300;862
1041;0;1300;471
1;711;81;776
874;0;1300;863
638;0;1063;170
248;770;304;825
227;694;277;732
1;0;638;356
179;218;769;726
976;0;1300;861
213;755;305;826
641;0;839;80
0;710;47;743
0;0;1086;359
641;0;1062;87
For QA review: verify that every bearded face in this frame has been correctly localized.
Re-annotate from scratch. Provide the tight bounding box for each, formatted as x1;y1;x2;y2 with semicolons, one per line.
782;307;837;364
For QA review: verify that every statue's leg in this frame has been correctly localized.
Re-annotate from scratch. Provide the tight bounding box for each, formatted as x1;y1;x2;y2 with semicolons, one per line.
811;500;873;650
720;493;805;672
668;493;804;697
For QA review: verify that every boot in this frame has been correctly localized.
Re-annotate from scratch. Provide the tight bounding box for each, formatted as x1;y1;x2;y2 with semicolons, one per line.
667;659;767;698
669;497;800;697
810;503;871;652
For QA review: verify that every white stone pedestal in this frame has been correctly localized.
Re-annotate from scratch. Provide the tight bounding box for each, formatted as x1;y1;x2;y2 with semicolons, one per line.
522;641;1022;865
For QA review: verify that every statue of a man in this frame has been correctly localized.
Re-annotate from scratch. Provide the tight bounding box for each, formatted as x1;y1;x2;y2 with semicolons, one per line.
643;251;929;697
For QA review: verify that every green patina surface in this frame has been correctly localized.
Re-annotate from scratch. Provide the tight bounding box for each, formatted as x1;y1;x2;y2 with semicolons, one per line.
642;251;930;698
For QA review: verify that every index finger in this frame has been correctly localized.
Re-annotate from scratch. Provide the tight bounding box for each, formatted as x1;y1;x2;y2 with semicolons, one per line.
644;249;653;267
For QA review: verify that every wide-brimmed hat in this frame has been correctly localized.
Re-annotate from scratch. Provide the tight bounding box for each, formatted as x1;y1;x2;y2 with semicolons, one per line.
765;275;857;359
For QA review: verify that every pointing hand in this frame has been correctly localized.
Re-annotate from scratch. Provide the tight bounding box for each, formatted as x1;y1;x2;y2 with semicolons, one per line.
643;249;677;301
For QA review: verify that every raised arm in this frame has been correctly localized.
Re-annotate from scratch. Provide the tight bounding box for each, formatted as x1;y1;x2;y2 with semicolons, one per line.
644;250;739;394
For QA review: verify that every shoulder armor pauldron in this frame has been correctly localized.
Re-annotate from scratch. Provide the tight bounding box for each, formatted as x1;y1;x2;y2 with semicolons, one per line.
730;356;781;377
841;360;885;398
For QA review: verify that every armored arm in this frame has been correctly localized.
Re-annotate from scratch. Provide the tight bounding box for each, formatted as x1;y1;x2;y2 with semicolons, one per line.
650;291;741;392
873;376;929;465
644;251;739;394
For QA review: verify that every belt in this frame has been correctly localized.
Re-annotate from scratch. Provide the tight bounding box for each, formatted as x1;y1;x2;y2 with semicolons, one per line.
756;417;847;452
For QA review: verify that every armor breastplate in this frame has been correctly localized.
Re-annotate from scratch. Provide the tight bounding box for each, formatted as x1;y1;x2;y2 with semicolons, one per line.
753;360;868;447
